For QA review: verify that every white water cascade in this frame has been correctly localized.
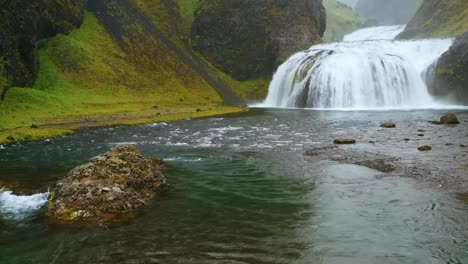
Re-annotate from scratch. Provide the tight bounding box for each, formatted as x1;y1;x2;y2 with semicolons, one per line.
261;26;454;109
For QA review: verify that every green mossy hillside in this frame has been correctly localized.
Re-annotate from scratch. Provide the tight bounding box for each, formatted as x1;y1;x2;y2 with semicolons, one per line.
323;0;369;42
398;0;468;39
0;12;231;142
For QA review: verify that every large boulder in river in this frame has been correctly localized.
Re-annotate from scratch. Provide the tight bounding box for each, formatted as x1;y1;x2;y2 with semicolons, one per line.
191;0;326;80
48;145;169;225
427;33;468;105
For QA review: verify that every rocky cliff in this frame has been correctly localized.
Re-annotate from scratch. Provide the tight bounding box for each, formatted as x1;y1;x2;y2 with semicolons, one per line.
191;0;326;80
428;33;468;104
355;0;422;26
0;0;85;98
398;0;468;39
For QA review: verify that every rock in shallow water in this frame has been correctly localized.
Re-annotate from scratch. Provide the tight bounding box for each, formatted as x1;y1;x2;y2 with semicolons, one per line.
334;139;356;144
380;122;396;128
47;145;169;226
440;113;460;125
418;145;432;151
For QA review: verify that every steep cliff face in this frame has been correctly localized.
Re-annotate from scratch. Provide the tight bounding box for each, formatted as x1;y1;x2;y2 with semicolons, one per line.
191;0;326;80
428;33;468;104
0;0;85;96
355;0;422;25
398;0;468;39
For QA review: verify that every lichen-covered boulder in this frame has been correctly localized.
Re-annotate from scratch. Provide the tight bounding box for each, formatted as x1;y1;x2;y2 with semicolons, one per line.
48;145;169;226
191;0;326;80
427;34;468;105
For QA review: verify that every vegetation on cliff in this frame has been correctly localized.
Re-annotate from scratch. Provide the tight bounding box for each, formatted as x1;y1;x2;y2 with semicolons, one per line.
191;0;326;81
428;33;468;104
398;0;468;39
323;0;369;42
0;0;85;97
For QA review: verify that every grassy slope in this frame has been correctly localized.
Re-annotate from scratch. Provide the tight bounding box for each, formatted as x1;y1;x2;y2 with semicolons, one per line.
0;12;245;143
323;0;368;42
399;0;468;39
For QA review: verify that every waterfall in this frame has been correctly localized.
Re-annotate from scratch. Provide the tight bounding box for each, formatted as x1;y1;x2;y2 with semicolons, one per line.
260;26;453;109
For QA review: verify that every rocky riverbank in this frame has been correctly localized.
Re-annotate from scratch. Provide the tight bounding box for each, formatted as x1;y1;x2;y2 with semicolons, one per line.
304;113;468;192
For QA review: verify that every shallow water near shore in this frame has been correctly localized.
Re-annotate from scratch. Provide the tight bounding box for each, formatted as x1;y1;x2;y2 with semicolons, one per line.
1;109;468;263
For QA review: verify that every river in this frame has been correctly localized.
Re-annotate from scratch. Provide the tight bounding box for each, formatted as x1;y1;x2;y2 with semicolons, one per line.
1;109;468;264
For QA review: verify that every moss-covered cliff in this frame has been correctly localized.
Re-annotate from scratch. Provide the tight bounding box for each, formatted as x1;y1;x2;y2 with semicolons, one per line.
323;0;369;42
0;0;85;97
191;0;326;81
0;0;252;142
398;0;468;39
428;33;468;104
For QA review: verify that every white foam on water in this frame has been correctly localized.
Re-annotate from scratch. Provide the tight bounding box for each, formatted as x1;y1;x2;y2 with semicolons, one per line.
0;191;49;220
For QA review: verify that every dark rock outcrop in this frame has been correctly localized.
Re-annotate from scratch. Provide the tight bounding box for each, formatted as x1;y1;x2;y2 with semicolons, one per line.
48;145;169;226
427;34;468;105
191;0;326;80
440;113;460;125
0;0;85;98
334;139;356;144
398;0;468;39
355;0;422;26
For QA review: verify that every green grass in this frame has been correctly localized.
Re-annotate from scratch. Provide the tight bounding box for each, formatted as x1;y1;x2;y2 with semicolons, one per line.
0;12;241;143
323;0;369;42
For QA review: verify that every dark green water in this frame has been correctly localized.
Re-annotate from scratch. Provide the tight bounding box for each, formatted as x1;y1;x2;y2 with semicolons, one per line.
1;109;468;263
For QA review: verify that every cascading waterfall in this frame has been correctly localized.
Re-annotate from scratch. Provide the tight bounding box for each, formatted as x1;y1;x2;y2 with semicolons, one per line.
260;26;454;109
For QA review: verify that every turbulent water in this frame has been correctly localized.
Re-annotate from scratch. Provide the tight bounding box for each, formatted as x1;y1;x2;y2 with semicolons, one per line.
1;110;468;263
261;26;454;109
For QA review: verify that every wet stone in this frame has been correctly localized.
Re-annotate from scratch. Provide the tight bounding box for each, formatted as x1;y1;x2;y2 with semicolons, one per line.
334;139;356;144
381;122;396;128
418;145;432;151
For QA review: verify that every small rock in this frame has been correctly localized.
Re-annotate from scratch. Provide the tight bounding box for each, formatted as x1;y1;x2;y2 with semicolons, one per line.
112;187;123;193
30;124;39;129
445;143;454;146
156;112;161;116
152;105;159;109
179;98;184;102
404;138;410;141
417;129;425;132
440;113;460;124
461;145;467;148
418;145;432;151
380;122;396;128
102;187;111;192
418;134;424;137
6;136;15;141
196;108;201;112
334;139;356;145
369;141;375;144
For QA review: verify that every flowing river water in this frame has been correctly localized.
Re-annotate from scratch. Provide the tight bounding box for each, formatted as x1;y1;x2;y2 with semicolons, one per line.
1;109;468;264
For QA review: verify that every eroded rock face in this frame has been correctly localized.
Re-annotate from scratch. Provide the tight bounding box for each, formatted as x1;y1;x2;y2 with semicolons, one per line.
48;145;169;226
428;34;468;105
191;0;326;80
